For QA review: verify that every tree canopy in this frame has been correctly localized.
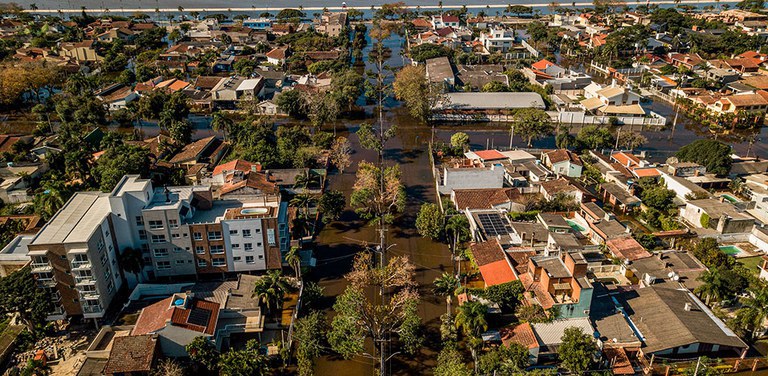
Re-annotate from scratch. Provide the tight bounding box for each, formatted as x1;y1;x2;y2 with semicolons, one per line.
675;139;732;176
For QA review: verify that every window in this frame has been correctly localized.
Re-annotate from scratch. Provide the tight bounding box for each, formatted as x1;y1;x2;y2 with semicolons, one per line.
148;220;163;230
267;229;276;246
245;256;255;264
210;245;224;254
211;258;226;267
244;243;253;251
168;219;178;228
195;246;205;255
136;216;144;226
173;247;184;253
256;242;262;247
156;261;171;270
255;228;261;233
197;260;207;267
193;232;203;241
153;249;169;258
229;229;238;235
242;229;252;237
141;243;149;252
232;243;240;249
151;234;166;243
175;260;185;265
99;253;107;266
172;233;181;239
208;231;222;241
107;280;114;294
258;255;264;260
233;256;242;262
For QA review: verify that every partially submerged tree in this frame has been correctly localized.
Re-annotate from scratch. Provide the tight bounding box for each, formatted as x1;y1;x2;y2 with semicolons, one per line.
416;202;443;240
350;161;406;225
393;65;444;123
512;108;554;147
328;252;422;374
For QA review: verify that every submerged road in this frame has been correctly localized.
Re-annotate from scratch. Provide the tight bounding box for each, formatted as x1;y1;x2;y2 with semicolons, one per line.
312;109;450;375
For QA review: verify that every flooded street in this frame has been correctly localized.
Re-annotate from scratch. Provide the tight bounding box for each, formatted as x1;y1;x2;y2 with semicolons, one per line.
312;109;450;375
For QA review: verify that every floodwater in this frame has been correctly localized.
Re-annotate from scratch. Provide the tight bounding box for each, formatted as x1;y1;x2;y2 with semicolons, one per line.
311;110;451;375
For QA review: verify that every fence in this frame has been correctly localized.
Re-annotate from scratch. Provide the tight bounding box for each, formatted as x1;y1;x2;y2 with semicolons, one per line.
642;356;768;375
521;39;540;58
553;111;667;126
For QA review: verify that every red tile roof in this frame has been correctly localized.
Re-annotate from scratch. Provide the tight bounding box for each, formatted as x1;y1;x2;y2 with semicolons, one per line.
603;347;635;375
441;14;460;22
546;149;582;166
606;236;651;261
633;168;660;178
501;322;538;349
532;59;557;71
473;149;506;161
470;239;505;266
213;159;255;176
132;295;220;336
412;18;431;28
611;152;640;168
453;188;521;210
266;47;288;59
479;259;517;286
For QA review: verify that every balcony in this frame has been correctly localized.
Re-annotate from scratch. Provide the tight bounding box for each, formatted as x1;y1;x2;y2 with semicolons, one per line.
46;305;66;321
79;291;100;300
82;304;103;318
51;291;62;303
71;260;92;270
31;263;52;273
75;276;96;286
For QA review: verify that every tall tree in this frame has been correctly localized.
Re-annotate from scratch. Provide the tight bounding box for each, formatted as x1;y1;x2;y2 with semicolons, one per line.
416;202;443;240
350;161;406;225
558;327;597;374
0;266;54;332
434;272;459;315
455;300;488;372
328;252;422;375
294;311;327;376
329;136;352;174
218;339;270;376
186;336;219;372
393;65;443;123
252;270;293;315
318;190;345;223
512;108;554;147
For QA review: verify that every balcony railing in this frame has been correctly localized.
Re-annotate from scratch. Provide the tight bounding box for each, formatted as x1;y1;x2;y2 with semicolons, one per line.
82;304;103;314
79;291;100;300
75;276;96;285
71;261;92;270
31;263;52;273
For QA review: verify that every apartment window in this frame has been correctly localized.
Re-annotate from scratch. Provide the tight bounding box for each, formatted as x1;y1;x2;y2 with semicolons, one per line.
208;231;223;241
168;219;178;228
80;284;96;293
256;242;262;247
73;254;89;266
97;240;104;250
107;280;114;294
232;243;240;249
255;228;261;233
105;230;110;237
193;232;203;241
148;220;164;230
156;261;171;270
242;229;252;237
229;229;238;235
151;234;166;243
211;258;226;267
153;249;169;258
258;255;264;260
197;260;207;268
233;256;242;262
195;246;205;255
103;268;111;280
141;243;149;252
99;253;107;266
245;256;255;264
175;260;185;265
172;233;181;239
244;243;253;251
210;245;224;254
174;247;184;253
267;229;276;246
136;216;144;226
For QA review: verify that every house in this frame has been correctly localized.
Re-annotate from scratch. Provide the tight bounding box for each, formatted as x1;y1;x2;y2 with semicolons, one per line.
315;12;347;37
531;318;596;361
542;149;582;178
60;40;101;62
666;162;706;177
599;182;641;213
451;188;525;211
709;90;768;115
521;252;593;318
0;163;48;204
660;172;710;200
132;292;219;357
580;202;609;223
605;236;651;262
455;64;508;91
581;82;645;117
0;234;33;277
469;239;518;287
425;57;455;89
537;213;572;234
266;46;288;65
539;178;584;203
210;76;265;108
431;14;460;29
438;165;504;194
95;84;138;111
682;198;755;234
631;250;707;289
479;27;518;53
103;335;158;376
523;59;592;92
623;286;748;358
588;218;628;244
433;92;545;115
500;323;539;364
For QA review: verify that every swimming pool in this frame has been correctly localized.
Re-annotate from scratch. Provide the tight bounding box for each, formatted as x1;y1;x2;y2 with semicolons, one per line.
719;245;744;256
566;220;585;232
720;194;740;203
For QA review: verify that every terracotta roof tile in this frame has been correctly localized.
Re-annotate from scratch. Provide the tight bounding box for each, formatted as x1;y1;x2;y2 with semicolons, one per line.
478;259;517;286
470;238;504;266
453;188;520;210
501;322;538;349
104;335;157;374
606;236;651;261
132;296;220;336
473;149;506;161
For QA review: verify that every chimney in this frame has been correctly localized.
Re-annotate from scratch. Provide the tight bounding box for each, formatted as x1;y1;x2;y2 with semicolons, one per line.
255;162;263;172
694;169;700;177
720;196;725;203
684;302;692;311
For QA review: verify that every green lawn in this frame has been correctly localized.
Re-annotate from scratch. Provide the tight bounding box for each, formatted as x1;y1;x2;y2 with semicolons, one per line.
738;256;763;275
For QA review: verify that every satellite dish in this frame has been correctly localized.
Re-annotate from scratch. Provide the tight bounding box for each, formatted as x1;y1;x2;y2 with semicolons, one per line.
673;275;680;281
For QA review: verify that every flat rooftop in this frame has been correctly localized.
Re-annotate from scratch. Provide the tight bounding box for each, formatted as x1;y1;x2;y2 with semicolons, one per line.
32;192;111;245
0;234;33;261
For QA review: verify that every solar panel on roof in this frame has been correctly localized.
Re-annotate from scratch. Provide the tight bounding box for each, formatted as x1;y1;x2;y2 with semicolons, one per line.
187;307;212;327
477;213;512;236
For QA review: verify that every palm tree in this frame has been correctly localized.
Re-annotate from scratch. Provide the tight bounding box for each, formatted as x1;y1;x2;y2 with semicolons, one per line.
695;268;730;305
210;111;233;141
290;194;317;236
285;246;302;280
253;270;292;317
733;281;768;340
445;215;469;274
293;170;319;192
434;273;459;315
455;300;488;373
118;247;144;287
